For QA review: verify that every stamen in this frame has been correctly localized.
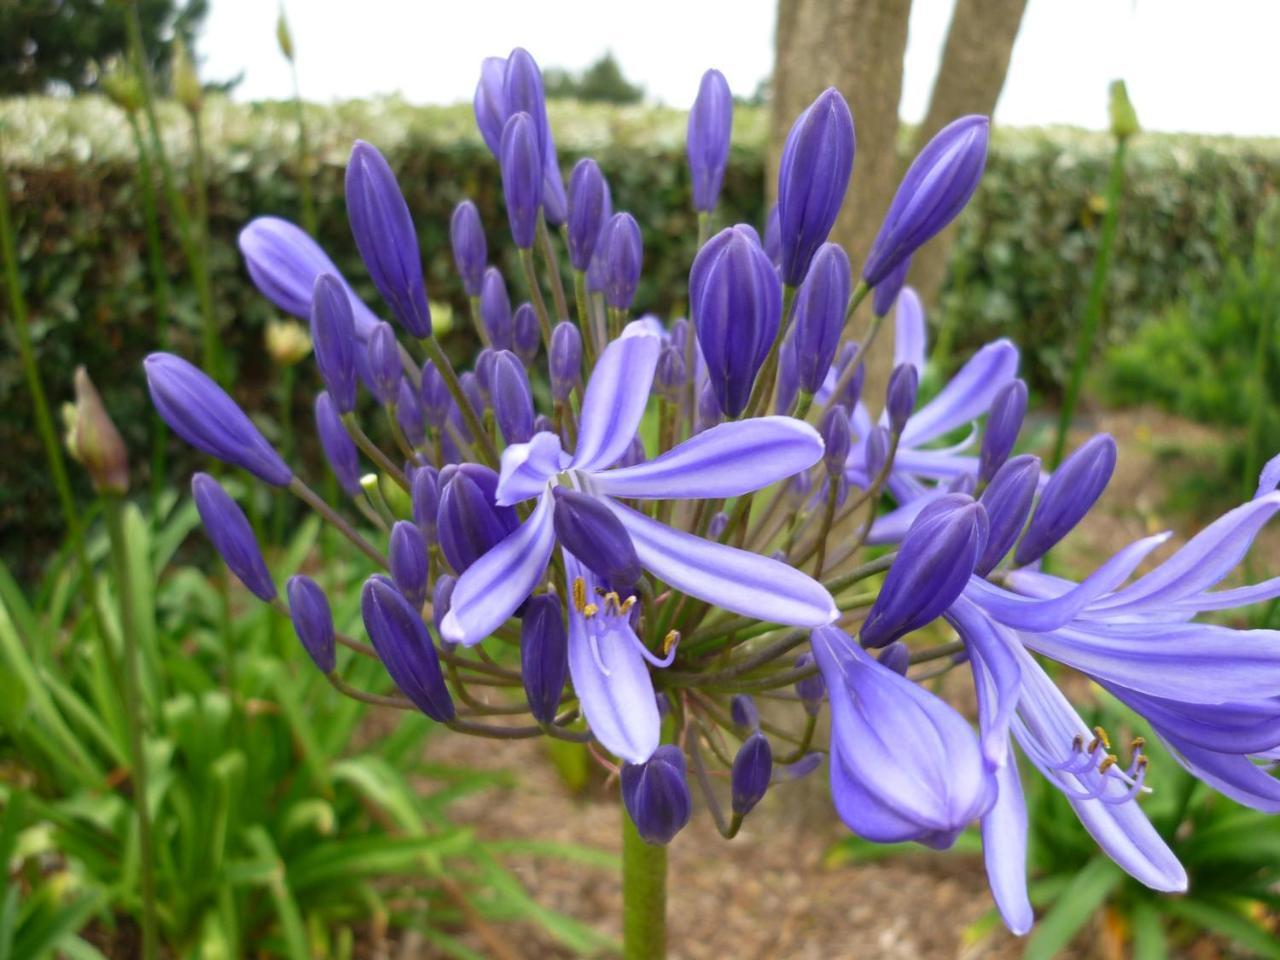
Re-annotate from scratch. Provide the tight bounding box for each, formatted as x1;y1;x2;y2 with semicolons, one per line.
583;602;599;618
1097;754;1118;775
572;577;587;614
663;630;680;656
1093;726;1111;750
619;595;637;614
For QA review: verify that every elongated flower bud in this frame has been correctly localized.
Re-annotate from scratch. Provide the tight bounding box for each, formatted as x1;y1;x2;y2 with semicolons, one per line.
366;321;401;405
491;349;534;444
793;243;851;394
777;88;856;286
500;112;543;249
864;425;891;480
979;378;1028;483
474;348;497;407
541;130;568;226
389;521;430;608
346;141;432;338
475;58;508;153
871;257;911;318
411;465;440;544
192;473;276;601
763;204;780;265
886;363;918;435
820;407;851;477
877;640;910;676
450;200;487;297
696;379;723;434
619;436;647;468
832;342;864;411
419;360;452;428
286;575;335;673
567;158;607;271
977;454;1040;575
513;303;540;366
655;345;687;402
311;274;358;413
732;731;772;816
361;575;455;722
521;594;568;724
502;48;550;159
552;488;641;590
396;380;426;447
690;225;781;417
432;574;456;643
437;464;519;574
861;494;988;648
730;694;759;731
775;335;799;415
479;267;513;350
314;392;361;496
1014;434;1116;566
863;116;989;286
146;353;292;486
687;68;733;213
601;212;643;310
549;321;582;402
793;652;825;715
621;745;692;845
69;367;128;495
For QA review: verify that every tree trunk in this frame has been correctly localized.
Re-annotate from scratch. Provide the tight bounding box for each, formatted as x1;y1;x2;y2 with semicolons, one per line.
905;0;1029;312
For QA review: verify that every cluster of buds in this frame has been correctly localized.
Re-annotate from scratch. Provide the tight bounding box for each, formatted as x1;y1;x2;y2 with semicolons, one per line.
144;46;1280;937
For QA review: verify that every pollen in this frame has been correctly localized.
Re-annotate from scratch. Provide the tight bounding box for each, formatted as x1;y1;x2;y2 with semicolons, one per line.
662;630;680;655
1092;725;1111;750
583;603;599;617
572;577;588;614
1098;753;1119;774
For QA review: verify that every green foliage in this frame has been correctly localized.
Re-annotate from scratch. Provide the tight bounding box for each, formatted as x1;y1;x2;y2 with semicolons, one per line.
545;53;644;105
0;489;615;957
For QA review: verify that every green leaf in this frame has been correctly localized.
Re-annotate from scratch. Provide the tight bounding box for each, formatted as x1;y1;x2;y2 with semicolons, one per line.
1023;856;1122;960
243;827;310;960
1129;900;1168;960
1164;896;1280;960
10;889;102;960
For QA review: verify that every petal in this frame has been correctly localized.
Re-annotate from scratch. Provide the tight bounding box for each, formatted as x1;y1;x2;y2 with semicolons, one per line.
610;500;837;626
496;431;569;505
571;332;661;473
591;417;823;499
1105;682;1280;754
900;340;1019;449
947;597;1023;768
1162;732;1280;813
980;747;1033;936
865;491;946;545
440;491;555;646
894;288;927;376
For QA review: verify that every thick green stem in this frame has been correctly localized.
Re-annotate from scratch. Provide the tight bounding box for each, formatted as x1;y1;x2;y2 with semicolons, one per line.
104;497;159;960
622;810;668;960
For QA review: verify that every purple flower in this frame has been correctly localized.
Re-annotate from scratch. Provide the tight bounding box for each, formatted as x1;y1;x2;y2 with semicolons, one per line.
436;464;520;575
396;380;425;447
686;68;733;213
490;349;534;444
450;200;487;297
979;379;1028;484
286;575;335;673
389;521;429;608
365;321;402;406
499;112;543;249
192;472;276;601
411;465;439;544
479;267;513;351
1013;434;1116;565
361;575;455;722
601;212;643;310
567;158;608;271
792;243;850;395
502;48;550;160
310;274;358;414
886;363;919;435
419;360;452;428
621;744;692;843
474;56;508;155
146;353;291;486
863;116;989;286
731;731;772;816
520;594;568;725
512;302;540;366
690;225;781;417
776;88;855;286
552;487;642;590
314;391;361;496
345;141;432;338
820;406;851;476
975;454;1040;575
549;321;582;402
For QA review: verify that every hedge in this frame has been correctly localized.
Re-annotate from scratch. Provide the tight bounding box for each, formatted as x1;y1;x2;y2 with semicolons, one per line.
1;94;1278;566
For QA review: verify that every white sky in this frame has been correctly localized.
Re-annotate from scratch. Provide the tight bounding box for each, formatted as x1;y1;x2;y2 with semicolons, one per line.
201;0;1280;137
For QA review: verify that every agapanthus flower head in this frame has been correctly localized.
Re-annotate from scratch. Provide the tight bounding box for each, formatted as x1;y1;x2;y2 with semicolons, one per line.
490;349;535;445
732;731;773;816
499;111;543;249
1014;433;1116;566
550;321;583;402
686;68;733;213
979;379;1028;484
145;353;292;486
365;321;402;405
862;115;989;286
450;200;487;297
567;158;608;271
776;87;855;286
389;521;429;608
286;575;335;673
361;575;455;722
345;140;432;338
601;212;643;310
792;242;851;394
310;273;358;413
976;454;1040;575
690;224;782;417
520;594;569;725
192;472;276;601
622;745;693;845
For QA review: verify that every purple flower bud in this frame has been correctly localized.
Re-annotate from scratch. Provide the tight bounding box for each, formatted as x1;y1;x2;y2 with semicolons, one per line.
411;465;439;544
730;694;759;730
534;413;555;436
977;454;1040;575
948;473;977;496
286;575;335;673
686;68;733;213
584;177;615;294
432;574;456;643
775;334;800;415
499;112;542;249
621;745;692;845
549;321;582;402
979;379;1028;483
502;48;550;160
513;303;540;366
541;131;568;227
145;353;291;486
567;158;608;271
520;594;568;724
655;345;687;403
396;380;425;447
863;116;989;286
192;472;276;601
389;521;429;608
832;342;865;410
669;317;689;354
437;464;519;574
793;243;851;394
864;425;891;480
763;204;780;265
458;371;485;431
552;487;641;590
731;731;772;816
618;435;647;468
696;379;723;434
419;360;452;428
361;575;455;722
479;267;513;351
707;510;729;540
690;225;781;417
314;392;361;496
861;494;989;648
819;406;851;476
1014;434;1116;566
793;652;825;715
491;349;534;444
310;273;358;413
777;752;824;782
345;141;432;338
872;257;911;318
450;200;487;297
787;468;815;507
366;321;401;405
776;88;856;286
601;212;643;310
473;56;508;155
886;363;919;435
474;348;497;406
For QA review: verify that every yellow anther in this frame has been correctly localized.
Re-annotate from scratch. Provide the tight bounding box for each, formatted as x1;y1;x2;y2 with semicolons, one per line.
1130;736;1145;752
572;577;587;614
602;591;622;614
1135;754;1150;770
1098;754;1119;774
1093;726;1112;750
1071;734;1084;753
663;630;681;655
582;602;599;618
619;595;637;614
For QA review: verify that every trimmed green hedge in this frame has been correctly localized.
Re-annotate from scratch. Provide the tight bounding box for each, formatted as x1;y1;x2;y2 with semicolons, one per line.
2;94;1278;563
